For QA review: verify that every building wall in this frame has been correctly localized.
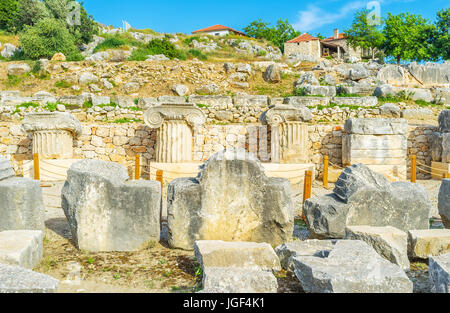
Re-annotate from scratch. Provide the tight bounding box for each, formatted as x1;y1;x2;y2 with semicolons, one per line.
198;30;230;37
284;40;321;59
325;38;362;59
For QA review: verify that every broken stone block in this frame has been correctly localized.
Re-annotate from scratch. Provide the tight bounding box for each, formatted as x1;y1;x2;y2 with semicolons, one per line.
0;155;15;181
408;229;450;259
304;164;431;239
429;253;449;293
0;230;43;269
345;226;410;269
344;118;408;135
0;264;58;293
439;179;450;229
0;177;45;232
167;149;294;250
194;240;281;271
61;159;161;252
439;109;450;133
275;240;337;271
202;267;278;293
292;240;413;293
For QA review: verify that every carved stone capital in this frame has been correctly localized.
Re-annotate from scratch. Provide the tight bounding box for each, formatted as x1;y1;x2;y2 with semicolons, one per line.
22;112;82;137
260;104;312;126
144;103;206;129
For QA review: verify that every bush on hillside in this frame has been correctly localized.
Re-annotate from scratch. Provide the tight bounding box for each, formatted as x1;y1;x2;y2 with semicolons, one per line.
129;38;187;61
0;0;18;31
20;18;78;59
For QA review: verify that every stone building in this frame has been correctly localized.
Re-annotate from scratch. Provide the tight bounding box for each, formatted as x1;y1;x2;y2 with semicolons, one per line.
192;24;247;37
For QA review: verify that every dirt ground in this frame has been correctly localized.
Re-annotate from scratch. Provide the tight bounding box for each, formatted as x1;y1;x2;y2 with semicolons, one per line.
35;179;443;293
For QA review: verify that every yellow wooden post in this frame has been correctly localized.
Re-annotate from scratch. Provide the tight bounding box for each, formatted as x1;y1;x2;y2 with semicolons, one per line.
303;171;312;203
323;156;329;188
411;156;417;183
156;170;163;194
33;153;40;181
446;173;450;179
135;155;140;180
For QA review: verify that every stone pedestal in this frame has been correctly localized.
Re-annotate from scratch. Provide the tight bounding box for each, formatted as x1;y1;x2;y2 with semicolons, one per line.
144;103;206;163
22;112;81;160
342;118;408;181
261;104;311;163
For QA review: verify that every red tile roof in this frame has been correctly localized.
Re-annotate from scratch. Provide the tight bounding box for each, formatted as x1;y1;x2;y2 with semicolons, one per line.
322;33;346;42
192;24;246;36
286;33;319;43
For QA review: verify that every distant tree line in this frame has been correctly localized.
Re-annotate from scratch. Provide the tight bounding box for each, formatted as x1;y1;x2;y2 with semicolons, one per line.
0;0;97;60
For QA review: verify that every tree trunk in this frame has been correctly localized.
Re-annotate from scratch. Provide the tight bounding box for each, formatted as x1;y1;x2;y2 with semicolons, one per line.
397;55;401;65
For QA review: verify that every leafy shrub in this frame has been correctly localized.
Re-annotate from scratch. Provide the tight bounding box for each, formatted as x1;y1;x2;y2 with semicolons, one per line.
43;102;57;111
55;80;72;88
129;38;186;61
188;49;207;60
20;18;78;59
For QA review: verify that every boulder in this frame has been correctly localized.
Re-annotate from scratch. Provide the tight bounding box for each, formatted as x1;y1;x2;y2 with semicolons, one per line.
304;164;431;239
0;230;43;269
345;226;410;269
439;179;450;229
167;149;294;250
373;84;394;98
407;62;450;85
348;65;370;81
293;240;412;293
377;65;406;85
0;264;58;293
439;110;450;133
429;253;449;293
321;74;336;86
61;159;161;252
194;241;281;271
295;72;319;86
51;53;66;61
137;97;158;109
275;240;336;271
379;103;401;118
78;72;98;85
301;85;336;97
122;82;140;94
408;229;450;259
0;177;45;232
1;43;19;58
91;95;110;106
7;63;31;76
58;95;85;107
196;83;219;95
262;64;281;83
114;96;135;108
431;132;444;162
172;84;189;96
201;267;278;293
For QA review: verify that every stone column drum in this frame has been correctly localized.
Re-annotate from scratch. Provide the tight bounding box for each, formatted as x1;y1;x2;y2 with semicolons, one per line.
144;103;206;163
260;104;311;163
22;112;82;159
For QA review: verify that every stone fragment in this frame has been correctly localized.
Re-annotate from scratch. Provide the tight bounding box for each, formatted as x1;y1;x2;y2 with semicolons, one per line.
262;64;281;83
194;240;281;271
293;240;413;293
172;84;189;96
1;43;19;58
0;155;15;181
408;229;450;259
78;72;98;85
0;230;43;269
0;264;58;293
61;160;161;252
345;226;410;269
344;118;408;135
429;253;449;293
439;110;450;133
167;150;294;250
8;63;31;76
379;103;401;117
439;179;450;228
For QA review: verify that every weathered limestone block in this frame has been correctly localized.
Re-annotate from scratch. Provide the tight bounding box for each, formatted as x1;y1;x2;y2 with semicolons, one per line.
377;65;406;85
339;85;376;96
284;96;330;107
408;229;450;259
429;253;449;293
0;230;43;269
58;95;85;107
0;264;58;293
407;62;450;85
443;133;450;163
22;112;82;159
439;179;450;229
345;226;410;269
292;240;413;293
275;240;336;271
194;240;281;271
302;84;336;97
304;164;431;239
201;267;278;293
61;160;161;252
188;95;233;110
0;177;45;232
144;103;206;163
331;96;378;107
344;118;408;135
439;110;450;133
0;156;15;181
167;150;294;250
233;94;268;107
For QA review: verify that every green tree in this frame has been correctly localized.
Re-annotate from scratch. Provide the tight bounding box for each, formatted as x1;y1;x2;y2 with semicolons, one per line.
383;12;435;64
345;9;385;59
15;0;50;31
0;0;19;31
20;17;78;59
432;8;449;60
243;19;300;52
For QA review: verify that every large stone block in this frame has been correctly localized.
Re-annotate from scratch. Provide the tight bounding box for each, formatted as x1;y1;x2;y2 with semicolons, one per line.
345;226;410;269
439;179;450;229
439;110;450;133
0;264;58;293
344;118;408;135
377;65;406;85
304;164;431;239
284;96;330;107
443;133;450;163
275;240;336;271
194;240;281;271
429;253;449;293
292;240;413;293
167;150;294;250
0;177;45;232
407;62;450;85
201;267;278;293
61;159;161;252
188;95;233;110
0;156;15;181
408;229;450;259
0;230;43;269
332;96;378;107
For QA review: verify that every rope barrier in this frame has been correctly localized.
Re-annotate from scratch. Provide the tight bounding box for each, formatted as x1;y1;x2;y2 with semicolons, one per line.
416;161;449;173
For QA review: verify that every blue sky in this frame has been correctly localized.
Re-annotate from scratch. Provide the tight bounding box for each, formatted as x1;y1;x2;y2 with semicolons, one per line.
83;0;448;37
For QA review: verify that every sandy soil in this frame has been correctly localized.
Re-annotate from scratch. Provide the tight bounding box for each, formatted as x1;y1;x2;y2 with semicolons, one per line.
35;178;444;293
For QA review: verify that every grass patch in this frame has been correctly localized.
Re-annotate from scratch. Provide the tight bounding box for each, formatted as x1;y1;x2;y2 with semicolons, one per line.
111;118;142;124
195;103;211;109
415;99;444;107
94;33;142;53
43;103;58;112
129;38;186;61
5;75;24;87
187;49;207;60
55;80;73;89
83;100;93;109
13;102;40;114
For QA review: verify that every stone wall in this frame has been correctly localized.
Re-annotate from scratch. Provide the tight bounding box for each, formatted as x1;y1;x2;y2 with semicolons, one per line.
284;40;321;59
